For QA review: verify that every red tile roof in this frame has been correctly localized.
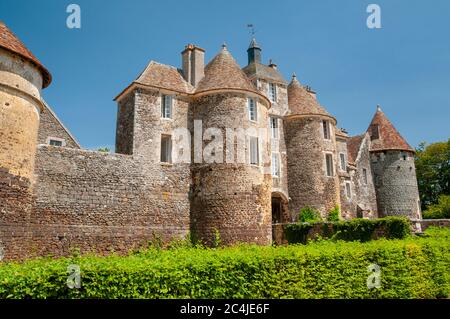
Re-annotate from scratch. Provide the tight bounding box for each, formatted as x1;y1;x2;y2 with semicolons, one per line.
287;75;334;120
195;46;265;100
135;61;194;94
367;107;414;152
347;134;365;164
0;21;51;88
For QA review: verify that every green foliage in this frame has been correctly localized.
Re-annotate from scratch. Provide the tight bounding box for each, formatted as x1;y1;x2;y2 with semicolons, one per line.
422;195;450;219
0;227;449;299
415;139;450;210
327;205;340;222
298;206;322;223
97;147;110;153
285;216;411;244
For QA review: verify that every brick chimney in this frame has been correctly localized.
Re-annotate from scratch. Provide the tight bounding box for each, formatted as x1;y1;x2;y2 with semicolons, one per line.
181;44;205;86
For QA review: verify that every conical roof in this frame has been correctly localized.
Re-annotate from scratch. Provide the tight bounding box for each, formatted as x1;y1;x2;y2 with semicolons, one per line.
347;134;365;164
195;45;265;100
0;20;51;88
248;38;260;49
367;106;414;152
287;74;334;120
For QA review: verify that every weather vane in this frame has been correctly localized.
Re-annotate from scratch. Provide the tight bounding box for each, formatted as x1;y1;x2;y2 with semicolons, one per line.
247;24;256;37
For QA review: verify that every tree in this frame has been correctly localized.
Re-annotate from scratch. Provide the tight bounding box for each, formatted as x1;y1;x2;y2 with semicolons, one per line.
415;139;450;210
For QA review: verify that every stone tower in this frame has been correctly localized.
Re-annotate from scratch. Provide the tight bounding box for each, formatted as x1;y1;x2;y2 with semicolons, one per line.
368;106;421;219
285;74;340;218
0;21;51;259
190;45;273;245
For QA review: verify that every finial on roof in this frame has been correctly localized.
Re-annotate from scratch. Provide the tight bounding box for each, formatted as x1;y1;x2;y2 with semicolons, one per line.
377;105;382;112
222;42;227;50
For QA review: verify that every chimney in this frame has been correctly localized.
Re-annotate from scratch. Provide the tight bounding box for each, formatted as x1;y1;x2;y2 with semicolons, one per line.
181;44;205;86
305;85;317;100
268;59;277;70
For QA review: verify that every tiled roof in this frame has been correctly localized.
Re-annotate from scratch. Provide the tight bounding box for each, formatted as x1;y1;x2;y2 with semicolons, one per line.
195;46;262;96
242;62;287;84
287;74;333;119
135;61;194;94
347;134;365;164
0;20;51;88
367;107;414;152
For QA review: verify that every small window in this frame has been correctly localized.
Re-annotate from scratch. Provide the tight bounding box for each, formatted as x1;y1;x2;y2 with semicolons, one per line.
250;137;259;165
272;153;280;177
363;168;368;185
270;117;279;139
268;83;277;102
248;98;257;121
345;182;352;199
339;153;346;171
370;124;379;140
325;153;334;177
323;120;330;140
49;139;63;147
160;135;172;163
161;95;173;119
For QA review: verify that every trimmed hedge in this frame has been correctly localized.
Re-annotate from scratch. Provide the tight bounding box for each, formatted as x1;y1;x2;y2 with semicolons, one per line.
0;227;448;299
284;216;411;244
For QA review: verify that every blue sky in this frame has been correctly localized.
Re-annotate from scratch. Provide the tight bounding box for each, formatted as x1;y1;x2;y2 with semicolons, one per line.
1;0;449;149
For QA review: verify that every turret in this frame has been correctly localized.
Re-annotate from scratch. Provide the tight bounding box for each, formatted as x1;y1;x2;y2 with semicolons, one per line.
0;21;51;259
285;74;340;218
367;106;421;219
190;44;273;245
247;38;261;64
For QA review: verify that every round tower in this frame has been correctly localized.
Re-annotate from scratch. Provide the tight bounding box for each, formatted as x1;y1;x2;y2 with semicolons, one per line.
190;45;272;245
0;21;51;259
285;74;340;219
368;106;421;219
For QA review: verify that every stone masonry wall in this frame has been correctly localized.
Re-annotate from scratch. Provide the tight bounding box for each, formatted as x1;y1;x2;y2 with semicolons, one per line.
37;104;79;148
371;150;421;219
115;92;135;155
190;93;272;245
31;146;191;258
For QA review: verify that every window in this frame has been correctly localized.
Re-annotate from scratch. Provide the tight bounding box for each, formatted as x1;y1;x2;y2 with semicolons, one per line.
323;120;330;140
250;137;259;165
325;154;334;177
160;135;172;163
272;153;280;177
161;95;173;119
339;153;346;171
270;117;279;139
363;168;368;185
345;182;352;199
370;124;379;140
49;139;63;147
248;98;257;121
268;83;277;102
46;137;65;147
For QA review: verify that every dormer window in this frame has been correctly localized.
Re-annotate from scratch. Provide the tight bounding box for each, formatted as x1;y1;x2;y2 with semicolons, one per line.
161;95;173;119
248;98;257;121
370;124;379;140
268;83;277;102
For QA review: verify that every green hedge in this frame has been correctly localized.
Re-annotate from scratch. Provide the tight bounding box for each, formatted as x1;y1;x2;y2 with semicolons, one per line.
284;216;411;244
0;227;448;299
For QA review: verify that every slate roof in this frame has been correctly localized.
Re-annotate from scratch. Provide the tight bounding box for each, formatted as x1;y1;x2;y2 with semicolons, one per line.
287;74;334;119
135;61;194;94
242;62;287;85
367;107;414;152
0;20;51;88
195;46;263;97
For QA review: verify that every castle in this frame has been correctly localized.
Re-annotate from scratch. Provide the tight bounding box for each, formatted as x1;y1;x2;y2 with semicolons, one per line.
0;22;421;260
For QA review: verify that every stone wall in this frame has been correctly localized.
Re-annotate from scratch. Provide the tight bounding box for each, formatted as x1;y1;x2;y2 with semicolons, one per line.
37;103;79;148
285;116;340;218
371;150;421;219
30;146;191;257
115;92;135;155
190;92;272;245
